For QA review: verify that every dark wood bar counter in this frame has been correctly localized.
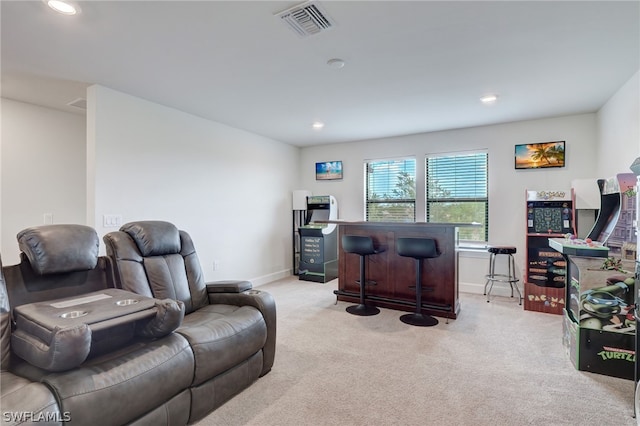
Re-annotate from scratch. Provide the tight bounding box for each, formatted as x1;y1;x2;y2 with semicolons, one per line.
332;222;460;319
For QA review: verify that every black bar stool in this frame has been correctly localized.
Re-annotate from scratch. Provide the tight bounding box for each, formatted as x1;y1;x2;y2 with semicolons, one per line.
342;235;384;316
484;246;522;304
396;237;440;327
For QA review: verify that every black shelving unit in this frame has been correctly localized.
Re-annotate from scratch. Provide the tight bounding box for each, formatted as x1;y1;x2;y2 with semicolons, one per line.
292;209;306;275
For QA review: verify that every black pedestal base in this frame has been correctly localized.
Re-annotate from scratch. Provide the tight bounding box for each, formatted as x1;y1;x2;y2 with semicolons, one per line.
346;304;380;316
400;312;438;327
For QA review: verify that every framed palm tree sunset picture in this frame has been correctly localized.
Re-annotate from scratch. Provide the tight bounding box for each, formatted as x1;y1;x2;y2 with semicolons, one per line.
515;141;565;169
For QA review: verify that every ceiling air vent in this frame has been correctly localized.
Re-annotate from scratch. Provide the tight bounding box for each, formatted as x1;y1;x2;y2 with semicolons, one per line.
276;1;335;37
67;97;87;110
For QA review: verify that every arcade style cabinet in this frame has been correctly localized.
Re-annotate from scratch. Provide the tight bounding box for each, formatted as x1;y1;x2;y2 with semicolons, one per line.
562;256;635;380
299;195;339;283
292;190;312;275
524;189;576;314
631;159;640;411
555;173;637;380
586;173;637;259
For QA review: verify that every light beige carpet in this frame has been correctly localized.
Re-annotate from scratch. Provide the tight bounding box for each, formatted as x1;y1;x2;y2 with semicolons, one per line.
197;277;635;426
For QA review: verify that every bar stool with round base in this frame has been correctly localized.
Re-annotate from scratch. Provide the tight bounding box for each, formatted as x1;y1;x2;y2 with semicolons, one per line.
484;246;522;304
342;235;384;316
396;237;440;327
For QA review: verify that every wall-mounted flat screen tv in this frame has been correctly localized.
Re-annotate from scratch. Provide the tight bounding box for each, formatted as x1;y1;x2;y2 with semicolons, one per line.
515;141;565;169
316;161;343;180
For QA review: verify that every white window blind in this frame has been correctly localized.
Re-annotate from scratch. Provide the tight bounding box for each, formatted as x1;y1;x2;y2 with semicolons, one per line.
426;152;488;241
365;158;416;222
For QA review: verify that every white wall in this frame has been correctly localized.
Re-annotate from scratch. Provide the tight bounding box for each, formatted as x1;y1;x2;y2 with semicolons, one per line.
1;98;86;265
596;70;640;177
87;85;300;284
2;69;636;291
300;113;598;293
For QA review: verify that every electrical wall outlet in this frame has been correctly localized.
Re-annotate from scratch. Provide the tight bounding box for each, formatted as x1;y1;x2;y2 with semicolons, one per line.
43;213;53;224
213;260;220;271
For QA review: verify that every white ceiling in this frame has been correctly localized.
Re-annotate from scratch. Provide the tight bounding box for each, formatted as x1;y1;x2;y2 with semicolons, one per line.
2;1;639;147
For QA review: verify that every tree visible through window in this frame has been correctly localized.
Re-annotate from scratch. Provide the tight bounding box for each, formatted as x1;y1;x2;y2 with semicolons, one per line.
366;158;416;222
426;152;488;241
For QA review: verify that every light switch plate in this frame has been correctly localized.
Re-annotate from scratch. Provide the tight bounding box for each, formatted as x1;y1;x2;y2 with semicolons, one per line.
103;214;123;228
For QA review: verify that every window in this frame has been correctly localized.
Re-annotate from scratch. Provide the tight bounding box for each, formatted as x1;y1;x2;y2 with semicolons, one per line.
365;158;416;222
426;152;488;241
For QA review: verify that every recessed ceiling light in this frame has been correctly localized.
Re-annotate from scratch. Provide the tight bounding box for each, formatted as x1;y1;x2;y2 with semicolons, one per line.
327;58;345;69
480;94;499;105
46;0;78;15
312;122;325;130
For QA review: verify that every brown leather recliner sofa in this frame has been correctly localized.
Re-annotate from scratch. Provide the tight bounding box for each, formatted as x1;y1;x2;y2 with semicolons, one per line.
1;222;276;425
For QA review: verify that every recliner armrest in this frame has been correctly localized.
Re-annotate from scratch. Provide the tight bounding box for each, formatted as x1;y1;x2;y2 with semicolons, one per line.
205;280;252;294
207;289;276;377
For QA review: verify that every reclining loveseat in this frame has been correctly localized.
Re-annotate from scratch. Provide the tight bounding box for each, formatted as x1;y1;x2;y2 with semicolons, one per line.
1;222;276;425
103;220;276;421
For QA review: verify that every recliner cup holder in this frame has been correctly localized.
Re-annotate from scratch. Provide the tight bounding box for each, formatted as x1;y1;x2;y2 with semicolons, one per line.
60;310;88;319
115;299;139;306
245;290;261;295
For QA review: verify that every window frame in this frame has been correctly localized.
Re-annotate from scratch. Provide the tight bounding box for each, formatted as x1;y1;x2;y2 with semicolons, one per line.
364;157;417;223
425;151;489;243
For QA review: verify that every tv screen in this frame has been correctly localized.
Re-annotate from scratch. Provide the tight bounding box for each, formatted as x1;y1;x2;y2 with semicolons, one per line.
533;207;563;233
316;161;343;180
515;141;565;169
310;209;330;222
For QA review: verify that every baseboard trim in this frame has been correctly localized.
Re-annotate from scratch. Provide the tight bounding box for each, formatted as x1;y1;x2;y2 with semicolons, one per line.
252;275;522;298
251;269;292;287
460;281;522;298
